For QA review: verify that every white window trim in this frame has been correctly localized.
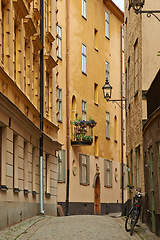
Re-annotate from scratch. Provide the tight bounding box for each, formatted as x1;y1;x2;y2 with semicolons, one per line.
82;43;87;75
57;25;62;59
82;0;87;19
105;11;110;39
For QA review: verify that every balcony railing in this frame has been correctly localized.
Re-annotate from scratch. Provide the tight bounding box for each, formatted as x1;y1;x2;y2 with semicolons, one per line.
71;119;97;146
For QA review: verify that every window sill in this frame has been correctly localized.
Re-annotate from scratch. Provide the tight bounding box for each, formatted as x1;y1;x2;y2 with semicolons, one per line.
58;180;65;183
82;71;87;76
80;183;89;186
95;155;99;159
94;103;98;106
82;15;87;20
105;36;110;40
114;140;118;143
134;90;138;97
13;187;20;193
106;137;110;140
32;191;37;196
94;48;98;52
0;185;8;191
24;189;29;194
58;120;63;123
45;192;51;197
57;56;62;61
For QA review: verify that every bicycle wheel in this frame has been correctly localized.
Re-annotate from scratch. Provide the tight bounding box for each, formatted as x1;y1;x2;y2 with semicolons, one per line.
125;209;133;232
130;208;136;236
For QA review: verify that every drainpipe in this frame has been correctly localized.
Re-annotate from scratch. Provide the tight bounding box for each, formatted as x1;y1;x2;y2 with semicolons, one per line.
66;0;70;216
120;24;124;216
40;0;45;215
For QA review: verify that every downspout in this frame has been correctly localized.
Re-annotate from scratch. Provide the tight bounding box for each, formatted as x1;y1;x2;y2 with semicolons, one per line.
66;0;70;216
120;23;124;216
40;0;44;214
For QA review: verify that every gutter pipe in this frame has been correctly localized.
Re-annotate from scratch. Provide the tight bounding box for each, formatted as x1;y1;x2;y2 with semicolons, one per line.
40;0;45;215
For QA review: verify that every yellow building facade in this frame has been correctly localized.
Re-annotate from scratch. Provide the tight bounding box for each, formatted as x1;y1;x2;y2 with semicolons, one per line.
57;0;126;215
0;0;61;229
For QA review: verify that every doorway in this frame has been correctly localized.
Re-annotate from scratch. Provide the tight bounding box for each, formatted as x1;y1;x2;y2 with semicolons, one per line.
94;175;100;215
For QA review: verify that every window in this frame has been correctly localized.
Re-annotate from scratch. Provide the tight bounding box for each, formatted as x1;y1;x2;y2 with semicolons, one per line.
45;153;50;194
114;116;117;142
57;88;62;122
134;39;138;93
122;27;124;52
82;43;87;74
136;146;141;188
157;143;160;188
32;147;37;193
121;163;127;189
45;72;49;114
130;150;133;187
95;136;98;157
1;3;4;64
14;24;17;80
94;29;98;50
94;83;98;105
79;153;90;185
58;150;65;183
105;61;109;82
45;0;49;32
24;141;29;191
123;119;125;144
104;159;112;187
106;111;110;139
105;11;109;39
122;73;125;98
0;127;1;185
82;100;87;120
82;0;87;19
57;25;62;59
128;58;130;104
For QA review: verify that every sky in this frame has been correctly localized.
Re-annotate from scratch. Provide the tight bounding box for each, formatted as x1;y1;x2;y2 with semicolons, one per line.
113;0;124;11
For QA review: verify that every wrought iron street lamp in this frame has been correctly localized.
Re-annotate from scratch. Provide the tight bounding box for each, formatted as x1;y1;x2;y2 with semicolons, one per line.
102;78;112;100
129;0;160;22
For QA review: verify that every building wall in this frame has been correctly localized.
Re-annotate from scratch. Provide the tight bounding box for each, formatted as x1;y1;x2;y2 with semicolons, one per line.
57;0;126;215
0;0;60;229
124;0;160;203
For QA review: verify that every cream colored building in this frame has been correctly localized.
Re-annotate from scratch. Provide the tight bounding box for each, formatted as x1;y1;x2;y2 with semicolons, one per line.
0;0;61;229
124;0;160;220
57;0;126;215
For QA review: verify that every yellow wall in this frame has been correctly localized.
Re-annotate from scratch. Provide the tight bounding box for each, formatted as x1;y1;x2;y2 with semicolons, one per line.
57;0;126;210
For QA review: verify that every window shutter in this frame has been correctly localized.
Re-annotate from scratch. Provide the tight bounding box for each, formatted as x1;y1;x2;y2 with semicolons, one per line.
79;153;82;184
104;160;107;187
110;161;113;187
87;155;90;185
61;150;65;182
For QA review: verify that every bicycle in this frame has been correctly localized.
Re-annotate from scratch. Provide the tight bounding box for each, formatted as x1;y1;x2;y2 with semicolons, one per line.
125;187;144;236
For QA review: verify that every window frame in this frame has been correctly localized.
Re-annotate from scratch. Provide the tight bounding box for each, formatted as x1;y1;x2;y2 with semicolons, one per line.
106;111;110;139
57;25;62;59
58;150;65;183
80;153;90;186
82;99;87;120
105;11;110;39
104;159;112;188
134;39;138;94
82;0;87;19
82;43;87;75
136;146;141;189
57;88;62;122
105;61;109;82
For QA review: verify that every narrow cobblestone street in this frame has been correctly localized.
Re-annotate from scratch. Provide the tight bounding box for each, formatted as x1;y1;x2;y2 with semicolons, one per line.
0;215;159;240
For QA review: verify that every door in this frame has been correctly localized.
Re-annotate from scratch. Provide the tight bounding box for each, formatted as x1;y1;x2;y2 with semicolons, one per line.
94;176;100;215
149;149;156;233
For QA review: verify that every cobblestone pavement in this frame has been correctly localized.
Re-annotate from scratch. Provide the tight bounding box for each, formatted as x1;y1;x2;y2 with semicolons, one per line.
0;214;159;240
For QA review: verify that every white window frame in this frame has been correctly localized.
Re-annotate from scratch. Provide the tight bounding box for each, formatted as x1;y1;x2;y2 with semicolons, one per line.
105;61;109;82
57;88;62;122
82;100;87;120
82;0;87;19
134;39;138;93
104;159;112;187
80;154;90;185
57;25;62;59
122;27;124;52
82;43;87;74
105;11;109;39
106;111;110;139
58;150;65;183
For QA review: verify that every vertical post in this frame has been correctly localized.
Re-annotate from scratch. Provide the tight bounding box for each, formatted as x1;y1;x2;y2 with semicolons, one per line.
40;0;44;215
66;0;70;216
120;24;124;216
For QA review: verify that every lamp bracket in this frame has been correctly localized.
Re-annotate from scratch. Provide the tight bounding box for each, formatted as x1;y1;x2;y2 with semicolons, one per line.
135;10;160;22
